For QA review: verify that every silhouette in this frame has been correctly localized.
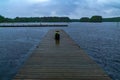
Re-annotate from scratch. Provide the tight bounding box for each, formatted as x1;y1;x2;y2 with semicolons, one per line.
55;31;60;45
55;39;60;45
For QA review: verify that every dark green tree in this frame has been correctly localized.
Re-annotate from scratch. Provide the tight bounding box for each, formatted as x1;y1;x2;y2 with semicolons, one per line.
13;17;71;22
90;15;102;22
103;17;120;22
0;15;5;22
5;18;14;22
80;17;90;22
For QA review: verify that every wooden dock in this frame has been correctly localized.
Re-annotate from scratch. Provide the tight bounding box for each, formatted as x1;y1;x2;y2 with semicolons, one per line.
13;29;112;80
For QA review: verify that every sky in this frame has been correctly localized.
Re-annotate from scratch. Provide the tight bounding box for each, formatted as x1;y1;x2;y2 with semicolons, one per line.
0;0;120;19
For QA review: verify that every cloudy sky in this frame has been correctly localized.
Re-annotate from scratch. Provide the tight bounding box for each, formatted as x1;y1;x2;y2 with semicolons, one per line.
0;0;120;19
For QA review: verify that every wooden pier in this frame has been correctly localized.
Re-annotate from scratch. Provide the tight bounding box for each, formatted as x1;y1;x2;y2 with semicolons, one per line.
13;29;112;80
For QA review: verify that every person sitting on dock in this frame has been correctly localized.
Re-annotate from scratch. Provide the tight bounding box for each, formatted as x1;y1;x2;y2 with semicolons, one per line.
55;31;60;40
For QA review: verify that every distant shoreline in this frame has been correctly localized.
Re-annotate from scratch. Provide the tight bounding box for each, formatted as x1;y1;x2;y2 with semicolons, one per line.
0;23;68;27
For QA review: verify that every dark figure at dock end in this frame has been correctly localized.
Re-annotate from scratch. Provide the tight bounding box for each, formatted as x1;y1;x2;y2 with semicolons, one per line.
55;31;60;40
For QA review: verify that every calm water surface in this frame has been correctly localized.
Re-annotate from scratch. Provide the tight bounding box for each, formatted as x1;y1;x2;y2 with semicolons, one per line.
0;27;49;80
0;22;120;80
64;22;120;80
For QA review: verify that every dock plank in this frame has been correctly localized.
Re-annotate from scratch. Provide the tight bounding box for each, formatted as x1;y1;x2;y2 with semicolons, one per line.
13;29;111;80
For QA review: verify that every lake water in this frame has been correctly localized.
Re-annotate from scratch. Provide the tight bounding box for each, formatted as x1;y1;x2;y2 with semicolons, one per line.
0;22;120;80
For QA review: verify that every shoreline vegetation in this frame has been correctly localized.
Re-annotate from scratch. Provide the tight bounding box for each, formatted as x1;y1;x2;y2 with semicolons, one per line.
0;15;120;23
0;23;68;27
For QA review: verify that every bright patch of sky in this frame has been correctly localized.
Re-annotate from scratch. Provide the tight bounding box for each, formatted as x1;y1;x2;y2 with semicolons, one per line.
28;0;50;3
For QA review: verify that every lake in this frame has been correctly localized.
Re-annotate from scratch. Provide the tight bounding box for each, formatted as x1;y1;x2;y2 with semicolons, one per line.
0;22;120;80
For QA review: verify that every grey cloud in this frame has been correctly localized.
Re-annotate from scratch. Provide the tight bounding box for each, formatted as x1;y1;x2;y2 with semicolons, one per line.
70;0;120;18
0;0;120;18
29;0;79;16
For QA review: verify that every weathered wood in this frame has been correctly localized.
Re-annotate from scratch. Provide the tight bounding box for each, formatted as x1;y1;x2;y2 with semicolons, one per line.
13;29;112;80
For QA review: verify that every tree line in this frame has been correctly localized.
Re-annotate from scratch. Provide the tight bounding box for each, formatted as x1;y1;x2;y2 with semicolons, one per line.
80;16;102;22
0;15;71;22
79;16;120;22
0;15;120;23
103;17;120;22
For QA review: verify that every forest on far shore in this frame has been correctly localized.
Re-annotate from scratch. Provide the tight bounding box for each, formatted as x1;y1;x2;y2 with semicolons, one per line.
0;15;120;23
